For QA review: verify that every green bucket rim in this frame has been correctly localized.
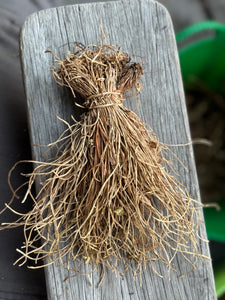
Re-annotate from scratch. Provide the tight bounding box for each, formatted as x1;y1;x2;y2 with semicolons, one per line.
176;21;225;243
177;21;225;92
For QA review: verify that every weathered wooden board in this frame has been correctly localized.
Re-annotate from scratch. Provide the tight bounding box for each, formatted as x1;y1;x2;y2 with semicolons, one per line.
20;0;216;299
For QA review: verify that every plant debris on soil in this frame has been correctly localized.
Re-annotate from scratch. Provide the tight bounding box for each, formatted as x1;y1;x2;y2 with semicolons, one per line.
185;80;225;203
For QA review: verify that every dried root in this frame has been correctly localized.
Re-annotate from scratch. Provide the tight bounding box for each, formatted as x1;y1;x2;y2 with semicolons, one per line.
1;44;205;284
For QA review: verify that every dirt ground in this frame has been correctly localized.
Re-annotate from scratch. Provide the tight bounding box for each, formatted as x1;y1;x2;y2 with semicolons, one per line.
186;82;225;203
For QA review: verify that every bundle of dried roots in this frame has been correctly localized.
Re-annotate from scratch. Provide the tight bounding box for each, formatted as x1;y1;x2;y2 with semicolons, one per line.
1;43;204;283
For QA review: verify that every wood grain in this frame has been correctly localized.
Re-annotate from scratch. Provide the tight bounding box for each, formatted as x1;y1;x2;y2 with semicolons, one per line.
20;0;216;299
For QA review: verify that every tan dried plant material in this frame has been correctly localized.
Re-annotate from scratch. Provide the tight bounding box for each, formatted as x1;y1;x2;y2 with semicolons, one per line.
1;43;205;284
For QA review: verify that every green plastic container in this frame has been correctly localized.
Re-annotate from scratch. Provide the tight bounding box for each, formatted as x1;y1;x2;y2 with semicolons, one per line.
177;21;225;298
176;21;225;242
215;261;225;298
177;21;225;93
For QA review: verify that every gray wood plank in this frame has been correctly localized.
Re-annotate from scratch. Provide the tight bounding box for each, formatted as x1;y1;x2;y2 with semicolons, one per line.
20;0;216;299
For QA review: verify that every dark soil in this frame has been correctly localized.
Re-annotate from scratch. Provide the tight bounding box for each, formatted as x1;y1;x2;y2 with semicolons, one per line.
186;81;225;203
